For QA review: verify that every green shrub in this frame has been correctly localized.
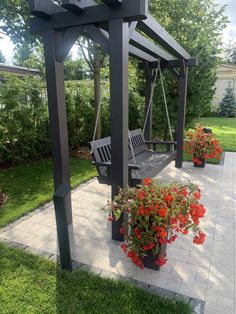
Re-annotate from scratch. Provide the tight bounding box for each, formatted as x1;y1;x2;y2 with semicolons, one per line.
0;74;50;166
219;84;236;117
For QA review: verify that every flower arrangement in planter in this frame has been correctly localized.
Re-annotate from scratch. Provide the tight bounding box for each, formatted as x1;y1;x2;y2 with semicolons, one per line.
184;125;222;167
105;178;206;270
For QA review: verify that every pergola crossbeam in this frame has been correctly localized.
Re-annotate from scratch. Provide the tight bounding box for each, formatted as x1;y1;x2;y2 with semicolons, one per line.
29;0;66;20
130;31;175;62
129;45;156;62
30;0;148;33
138;14;191;60
101;0;122;6
62;0;97;13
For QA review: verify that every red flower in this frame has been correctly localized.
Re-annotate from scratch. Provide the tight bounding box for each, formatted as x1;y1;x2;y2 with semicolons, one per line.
155;255;167;267
143;178;152;186
120;226;125;234
170;217;178;226
133;228;142;240
194;191;201;200
180;188;188;197
158;207;168;218
138;206;145;215
121;243;128;252
159;237;167;245
138;190;145;201
143;243;155;251
154;226;168;238
193;231;206;245
164;194;174;204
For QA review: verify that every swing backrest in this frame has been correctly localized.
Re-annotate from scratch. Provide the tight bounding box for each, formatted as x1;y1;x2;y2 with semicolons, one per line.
90;129;148;173
128;129;147;158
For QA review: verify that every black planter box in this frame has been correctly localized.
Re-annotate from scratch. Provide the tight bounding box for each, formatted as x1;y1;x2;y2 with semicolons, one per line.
142;244;167;271
194;158;206;168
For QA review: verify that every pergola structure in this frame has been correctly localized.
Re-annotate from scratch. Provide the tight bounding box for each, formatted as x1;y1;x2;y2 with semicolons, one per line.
29;0;197;271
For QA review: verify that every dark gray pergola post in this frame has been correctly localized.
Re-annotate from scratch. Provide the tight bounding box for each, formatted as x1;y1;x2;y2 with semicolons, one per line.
143;62;155;141
109;19;129;241
176;59;188;168
43;30;72;270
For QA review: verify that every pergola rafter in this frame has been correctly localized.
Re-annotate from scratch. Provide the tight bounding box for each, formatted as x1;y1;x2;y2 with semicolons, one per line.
29;0;197;271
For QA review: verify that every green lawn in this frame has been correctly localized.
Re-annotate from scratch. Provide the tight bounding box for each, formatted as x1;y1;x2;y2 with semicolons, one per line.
184;117;236;163
0;158;97;228
0;243;191;314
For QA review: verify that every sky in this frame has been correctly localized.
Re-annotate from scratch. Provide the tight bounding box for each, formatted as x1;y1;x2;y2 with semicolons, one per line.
217;0;236;42
0;0;235;64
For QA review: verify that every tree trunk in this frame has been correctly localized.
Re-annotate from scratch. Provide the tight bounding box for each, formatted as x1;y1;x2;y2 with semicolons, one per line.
94;53;101;139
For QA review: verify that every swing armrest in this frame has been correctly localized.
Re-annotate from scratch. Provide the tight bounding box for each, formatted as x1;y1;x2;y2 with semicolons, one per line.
145;141;177;145
93;161;140;170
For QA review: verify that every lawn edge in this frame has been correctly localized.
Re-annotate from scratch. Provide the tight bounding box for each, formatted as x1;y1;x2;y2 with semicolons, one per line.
0;240;203;314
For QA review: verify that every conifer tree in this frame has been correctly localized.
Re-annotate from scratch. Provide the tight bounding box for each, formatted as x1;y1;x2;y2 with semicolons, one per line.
219;84;236;117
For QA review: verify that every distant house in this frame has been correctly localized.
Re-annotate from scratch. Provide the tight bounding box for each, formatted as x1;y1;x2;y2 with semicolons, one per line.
212;64;236;111
0;63;40;83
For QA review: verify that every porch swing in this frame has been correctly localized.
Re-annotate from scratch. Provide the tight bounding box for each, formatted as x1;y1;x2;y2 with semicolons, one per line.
90;60;177;187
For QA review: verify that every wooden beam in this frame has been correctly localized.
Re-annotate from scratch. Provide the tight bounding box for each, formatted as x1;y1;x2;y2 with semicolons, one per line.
56;27;83;62
82;25;155;62
138;14;191;60
109;19;129;241
43;29;72;270
129;45;156;62
30;0;148;33
169;68;180;79
101;0;122;6
62;0;96;13
158;58;197;69
130;31;175;62
175;60;188;168
83;25;109;53
29;0;66;20
129;21;138;39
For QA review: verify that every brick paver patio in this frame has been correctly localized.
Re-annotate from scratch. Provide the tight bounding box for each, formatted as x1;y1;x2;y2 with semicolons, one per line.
1;152;236;314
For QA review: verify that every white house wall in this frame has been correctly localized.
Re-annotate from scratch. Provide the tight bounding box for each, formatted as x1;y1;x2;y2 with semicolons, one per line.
212;64;236;111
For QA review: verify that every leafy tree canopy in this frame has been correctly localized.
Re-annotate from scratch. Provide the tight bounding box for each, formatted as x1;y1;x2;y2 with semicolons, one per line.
146;0;228;137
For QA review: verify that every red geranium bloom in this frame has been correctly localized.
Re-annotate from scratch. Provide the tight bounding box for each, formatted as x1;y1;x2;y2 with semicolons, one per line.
180;188;188;197
155;255;167;267
143;178;152;186
158;207;168;218
164;194;174;204
194;191;201;200
138;190;145;201
193;231;206;245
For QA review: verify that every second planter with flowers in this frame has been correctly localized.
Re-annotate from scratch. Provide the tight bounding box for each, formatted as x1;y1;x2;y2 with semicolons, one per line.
184;125;223;168
106;178;206;271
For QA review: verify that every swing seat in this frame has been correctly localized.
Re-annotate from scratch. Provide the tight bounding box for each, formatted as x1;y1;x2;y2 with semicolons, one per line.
90;129;177;187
